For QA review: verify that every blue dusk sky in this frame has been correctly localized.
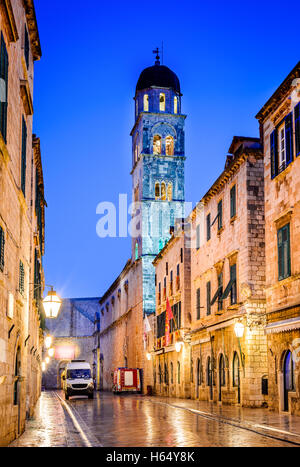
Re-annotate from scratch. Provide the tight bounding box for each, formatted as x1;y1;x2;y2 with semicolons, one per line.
33;0;299;299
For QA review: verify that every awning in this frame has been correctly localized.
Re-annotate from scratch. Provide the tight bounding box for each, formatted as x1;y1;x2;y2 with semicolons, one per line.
265;316;300;335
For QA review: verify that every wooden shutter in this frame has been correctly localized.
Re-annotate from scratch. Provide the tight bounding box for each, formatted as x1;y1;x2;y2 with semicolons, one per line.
24;26;30;69
0;226;5;272
295;103;300;157
285;113;293;166
0;33;8;143
196;288;201;320
230;185;236;218
206;282;211;315
270;130;278;179
21;117;27;195
196;225;200;250
278;224;291;280
207;214;211;241
217;200;223;230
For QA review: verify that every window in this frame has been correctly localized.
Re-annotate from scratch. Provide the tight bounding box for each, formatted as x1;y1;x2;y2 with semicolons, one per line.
170;362;173;384
219;354;226;387
217;200;223;230
160;93;166;112
278;122;286;170
230;185;236;219
155;182;160;200
164;363;169;384
196;288;201;320
0;226;5;272
144;94;149;112
206;214;211;241
278;224;291;281
210;273;223;310
24;26;30;69
167;183;173;202
190;359;194;383
19;261;25;295
196;225;200;250
207;357;212;386
197;358;202;386
206;281;211;315
174;96;178;114
295;103;300;157
230;264;237;305
270;113;294;178
165;136;174;156
177;362;180;384
153;135;162;155
0;33;8;143
21;117;27;196
233;352;240;387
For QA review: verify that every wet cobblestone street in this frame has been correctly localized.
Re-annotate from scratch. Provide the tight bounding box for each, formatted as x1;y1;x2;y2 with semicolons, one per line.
9;391;300;447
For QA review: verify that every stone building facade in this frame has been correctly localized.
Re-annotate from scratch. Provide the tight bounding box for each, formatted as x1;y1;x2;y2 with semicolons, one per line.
0;0;44;446
43;298;100;390
152;220;191;399
151;137;268;407
99;55;186;393
256;61;300;414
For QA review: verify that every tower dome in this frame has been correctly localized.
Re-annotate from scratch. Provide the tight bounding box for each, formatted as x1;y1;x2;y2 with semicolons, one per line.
136;63;181;95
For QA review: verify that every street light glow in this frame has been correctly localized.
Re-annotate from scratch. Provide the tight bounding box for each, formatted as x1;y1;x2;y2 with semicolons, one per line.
43;289;62;319
48;348;55;358
234;322;245;339
45;336;52;349
175;341;183;353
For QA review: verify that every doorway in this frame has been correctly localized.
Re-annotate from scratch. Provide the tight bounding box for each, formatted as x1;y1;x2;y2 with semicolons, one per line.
233;352;240;404
283;351;295;412
219;354;225;402
14;347;21;435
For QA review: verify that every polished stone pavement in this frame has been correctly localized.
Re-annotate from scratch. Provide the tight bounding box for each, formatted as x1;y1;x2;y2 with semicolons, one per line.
9;391;300;447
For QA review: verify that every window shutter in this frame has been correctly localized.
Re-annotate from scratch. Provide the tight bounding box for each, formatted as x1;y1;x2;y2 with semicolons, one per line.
0;226;5;271
24;26;30;69
0;33;8;143
21;117;27;196
206;282;211;315
295;103;300;157
285;113;293;166
270;130;278;179
230;185;236;218
196;288;201;320
196;225;200;250
207;214;211;241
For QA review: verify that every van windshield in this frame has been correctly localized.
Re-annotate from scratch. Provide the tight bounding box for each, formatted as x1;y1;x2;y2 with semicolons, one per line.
67;369;91;380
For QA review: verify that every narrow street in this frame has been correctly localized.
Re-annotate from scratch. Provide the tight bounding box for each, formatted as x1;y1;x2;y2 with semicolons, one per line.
9;391;300;447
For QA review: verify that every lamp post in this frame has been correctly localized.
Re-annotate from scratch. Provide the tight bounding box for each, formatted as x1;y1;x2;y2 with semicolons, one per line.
175;341;183;353
234;322;245;376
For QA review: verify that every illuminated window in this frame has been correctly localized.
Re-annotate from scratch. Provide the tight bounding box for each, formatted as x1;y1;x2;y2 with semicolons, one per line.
167;183;173;201
155;182;160;200
161;182;166;201
153;135;162;155
174;96;178;114
160;93;166;112
165;136;174;156
144;94;149;112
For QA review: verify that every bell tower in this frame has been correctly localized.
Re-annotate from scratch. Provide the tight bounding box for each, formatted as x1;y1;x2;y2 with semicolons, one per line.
131;52;186;315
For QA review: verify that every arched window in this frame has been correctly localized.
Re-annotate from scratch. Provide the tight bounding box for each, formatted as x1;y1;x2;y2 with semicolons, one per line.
165;136;174;156
155;182;160;200
170;362;174;384
284;350;295;391
164;363;169;384
167;183;173;202
174;96;178;114
190;359;194;383
160;93;166;112
135;242;139;261
153;135;162;155
233;352;240;387
207;357;212;387
177;361;181;384
144;94;149;112
219;354;226;387
161;182;166;201
197;358;202;386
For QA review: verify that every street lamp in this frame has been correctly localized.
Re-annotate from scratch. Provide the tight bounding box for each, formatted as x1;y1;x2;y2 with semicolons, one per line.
43;286;62;319
45;335;52;349
234;322;245;375
42;362;46;372
45;357;50;364
48;348;55;358
175;341;183;353
146;353;151;361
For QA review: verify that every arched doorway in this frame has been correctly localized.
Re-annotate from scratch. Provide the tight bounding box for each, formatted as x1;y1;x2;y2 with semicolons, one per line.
207;357;213;401
233;352;240;404
283;350;295;412
196;358;201;399
219;354;225;402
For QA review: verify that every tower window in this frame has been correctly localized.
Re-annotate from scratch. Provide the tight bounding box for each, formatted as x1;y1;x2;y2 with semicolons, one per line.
160;93;166;112
153;135;162;155
144;94;149;112
155;182;160;200
165;136;174;156
174;96;178;114
167;183;173;201
161;182;166;201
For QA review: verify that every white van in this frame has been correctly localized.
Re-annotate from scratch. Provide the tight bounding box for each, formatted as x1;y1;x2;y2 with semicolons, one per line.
62;360;94;400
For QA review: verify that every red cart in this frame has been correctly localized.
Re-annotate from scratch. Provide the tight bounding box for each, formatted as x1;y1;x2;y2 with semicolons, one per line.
113;368;141;394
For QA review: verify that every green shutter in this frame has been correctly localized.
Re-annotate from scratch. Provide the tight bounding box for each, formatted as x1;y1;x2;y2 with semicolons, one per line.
21;117;27;196
270;130;278;179
196;288;201;319
218;200;223;230
230;185;236;218
207;281;211;315
278;224;291;280
285;113;293;166
295;103;300;157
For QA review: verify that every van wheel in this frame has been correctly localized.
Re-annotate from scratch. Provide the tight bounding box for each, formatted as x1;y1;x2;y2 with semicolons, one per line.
65;393;69;400
88;393;94;399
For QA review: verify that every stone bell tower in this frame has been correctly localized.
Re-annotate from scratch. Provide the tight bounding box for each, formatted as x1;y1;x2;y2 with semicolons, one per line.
130;51;186;315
